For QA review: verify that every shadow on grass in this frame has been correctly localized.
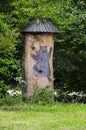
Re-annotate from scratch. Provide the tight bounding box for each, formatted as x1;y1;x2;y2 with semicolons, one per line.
0;105;24;111
0;103;54;112
0;102;86;113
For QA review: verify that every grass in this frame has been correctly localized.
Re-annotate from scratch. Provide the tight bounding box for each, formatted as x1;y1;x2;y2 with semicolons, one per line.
0;103;86;130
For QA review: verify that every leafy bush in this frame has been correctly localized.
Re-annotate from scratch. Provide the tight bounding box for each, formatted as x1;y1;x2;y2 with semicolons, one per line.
0;98;5;106
0;80;9;98
0;94;22;106
5;95;22;106
54;89;86;104
25;86;53;105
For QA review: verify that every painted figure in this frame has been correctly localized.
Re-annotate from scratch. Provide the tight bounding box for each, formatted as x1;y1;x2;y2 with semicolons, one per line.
31;46;52;81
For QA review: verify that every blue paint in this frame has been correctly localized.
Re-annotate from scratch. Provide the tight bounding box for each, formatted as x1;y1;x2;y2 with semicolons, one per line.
31;46;52;81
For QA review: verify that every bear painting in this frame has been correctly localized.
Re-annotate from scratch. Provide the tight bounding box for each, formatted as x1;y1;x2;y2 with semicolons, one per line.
31;46;52;81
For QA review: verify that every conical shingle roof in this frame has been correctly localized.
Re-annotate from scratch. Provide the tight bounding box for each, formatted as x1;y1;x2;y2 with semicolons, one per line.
21;18;59;33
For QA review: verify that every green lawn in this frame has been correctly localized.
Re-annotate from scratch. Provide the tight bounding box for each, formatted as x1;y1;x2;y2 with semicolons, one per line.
0;103;86;130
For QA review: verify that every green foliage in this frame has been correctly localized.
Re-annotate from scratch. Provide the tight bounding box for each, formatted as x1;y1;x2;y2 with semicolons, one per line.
11;0;58;29
54;0;86;92
25;87;53;105
0;0;86;101
0;13;21;96
0;0;14;14
4;95;22;106
0;80;9;98
0;95;22;106
54;90;86;103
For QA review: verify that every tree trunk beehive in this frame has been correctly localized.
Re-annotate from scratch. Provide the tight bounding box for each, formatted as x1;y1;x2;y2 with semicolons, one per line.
21;18;59;95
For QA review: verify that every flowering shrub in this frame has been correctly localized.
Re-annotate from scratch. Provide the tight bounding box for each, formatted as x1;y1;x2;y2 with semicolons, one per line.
7;89;22;96
54;89;86;103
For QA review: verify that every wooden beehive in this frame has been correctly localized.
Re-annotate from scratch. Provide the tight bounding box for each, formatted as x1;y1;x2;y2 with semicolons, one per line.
21;18;59;95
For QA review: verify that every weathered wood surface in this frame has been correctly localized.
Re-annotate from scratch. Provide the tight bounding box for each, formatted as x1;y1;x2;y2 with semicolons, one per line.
23;33;54;95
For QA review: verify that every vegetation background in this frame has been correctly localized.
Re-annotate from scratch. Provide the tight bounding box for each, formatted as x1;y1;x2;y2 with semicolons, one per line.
0;0;86;100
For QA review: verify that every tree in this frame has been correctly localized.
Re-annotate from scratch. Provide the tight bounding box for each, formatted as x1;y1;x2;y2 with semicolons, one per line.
0;13;21;98
54;0;86;92
0;0;86;100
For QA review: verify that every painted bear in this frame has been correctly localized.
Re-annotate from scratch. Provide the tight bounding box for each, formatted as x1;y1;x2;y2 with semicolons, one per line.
31;46;52;81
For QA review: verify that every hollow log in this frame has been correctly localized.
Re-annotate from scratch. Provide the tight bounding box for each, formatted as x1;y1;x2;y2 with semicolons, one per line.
23;33;54;95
